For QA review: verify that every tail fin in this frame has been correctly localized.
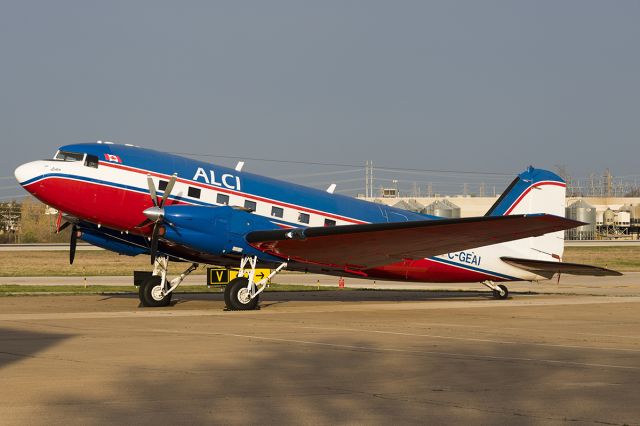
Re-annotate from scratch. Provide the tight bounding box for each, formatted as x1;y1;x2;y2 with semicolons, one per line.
486;167;567;260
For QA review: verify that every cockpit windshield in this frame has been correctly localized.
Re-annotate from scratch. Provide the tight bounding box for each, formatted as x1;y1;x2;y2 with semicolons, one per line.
53;150;99;168
54;150;84;162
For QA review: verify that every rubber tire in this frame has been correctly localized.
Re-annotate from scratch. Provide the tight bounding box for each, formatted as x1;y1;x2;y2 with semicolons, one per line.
492;284;509;300
225;277;259;311
139;276;172;307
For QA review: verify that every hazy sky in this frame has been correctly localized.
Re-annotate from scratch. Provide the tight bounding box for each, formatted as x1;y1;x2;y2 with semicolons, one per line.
1;1;639;199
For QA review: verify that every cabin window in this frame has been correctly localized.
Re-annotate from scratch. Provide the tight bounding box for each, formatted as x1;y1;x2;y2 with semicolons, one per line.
217;193;230;205
298;212;310;224
54;151;84;162
324;218;336;227
244;200;257;212
271;206;284;218
188;187;201;199
84;154;99;168
158;180;168;191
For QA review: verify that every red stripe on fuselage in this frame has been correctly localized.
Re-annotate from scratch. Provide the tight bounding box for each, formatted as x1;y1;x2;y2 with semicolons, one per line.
24;176;184;231
367;257;508;283
504;181;566;215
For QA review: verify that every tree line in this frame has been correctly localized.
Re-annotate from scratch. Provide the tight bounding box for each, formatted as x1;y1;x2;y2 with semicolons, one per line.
0;198;70;244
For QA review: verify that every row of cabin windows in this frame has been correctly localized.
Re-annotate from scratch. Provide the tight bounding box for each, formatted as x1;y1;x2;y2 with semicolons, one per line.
159;179;202;200
270;206;334;226
157;180;337;227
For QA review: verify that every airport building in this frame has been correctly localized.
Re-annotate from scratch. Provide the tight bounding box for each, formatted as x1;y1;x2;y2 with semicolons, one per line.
357;194;640;240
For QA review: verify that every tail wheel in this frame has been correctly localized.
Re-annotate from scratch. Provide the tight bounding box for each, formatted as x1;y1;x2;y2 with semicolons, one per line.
224;277;259;311
139;276;172;307
492;284;509;300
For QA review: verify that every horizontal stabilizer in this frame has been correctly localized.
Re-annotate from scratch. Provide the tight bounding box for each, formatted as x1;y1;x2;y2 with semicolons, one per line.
501;257;622;279
247;214;583;270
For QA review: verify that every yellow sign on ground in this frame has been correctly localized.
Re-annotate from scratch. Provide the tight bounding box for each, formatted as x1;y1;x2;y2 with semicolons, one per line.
207;268;271;285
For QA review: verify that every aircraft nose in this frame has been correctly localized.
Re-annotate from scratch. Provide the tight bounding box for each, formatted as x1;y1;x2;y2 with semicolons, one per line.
14;161;43;185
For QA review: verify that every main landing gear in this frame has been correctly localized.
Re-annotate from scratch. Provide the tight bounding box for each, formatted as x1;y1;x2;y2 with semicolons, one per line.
481;280;509;300
224;256;288;311
138;256;199;307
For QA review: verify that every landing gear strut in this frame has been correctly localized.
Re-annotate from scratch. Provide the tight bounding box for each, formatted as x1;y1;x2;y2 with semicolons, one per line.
224;256;288;311
138;256;199;307
481;280;509;300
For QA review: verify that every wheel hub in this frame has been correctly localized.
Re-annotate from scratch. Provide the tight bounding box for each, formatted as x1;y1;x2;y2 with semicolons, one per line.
237;287;252;304
151;285;165;301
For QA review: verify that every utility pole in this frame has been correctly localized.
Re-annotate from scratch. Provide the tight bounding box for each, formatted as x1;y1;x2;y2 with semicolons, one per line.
365;161;369;198
364;160;375;198
604;169;612;198
370;161;374;198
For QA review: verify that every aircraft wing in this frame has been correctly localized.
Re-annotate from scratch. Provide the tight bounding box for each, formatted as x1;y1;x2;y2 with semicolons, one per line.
247;214;582;270
501;257;622;278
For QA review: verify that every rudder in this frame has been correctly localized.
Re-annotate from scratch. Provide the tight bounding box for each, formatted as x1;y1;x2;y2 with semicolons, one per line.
486;167;566;260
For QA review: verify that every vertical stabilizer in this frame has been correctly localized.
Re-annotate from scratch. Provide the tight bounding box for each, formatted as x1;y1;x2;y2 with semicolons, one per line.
486;167;566;260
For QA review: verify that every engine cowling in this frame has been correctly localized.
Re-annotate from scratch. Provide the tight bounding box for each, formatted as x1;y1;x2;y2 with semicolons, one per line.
160;205;284;260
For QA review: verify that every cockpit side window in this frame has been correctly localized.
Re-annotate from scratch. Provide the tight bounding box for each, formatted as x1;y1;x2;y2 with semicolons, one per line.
84;154;99;168
54;150;84;162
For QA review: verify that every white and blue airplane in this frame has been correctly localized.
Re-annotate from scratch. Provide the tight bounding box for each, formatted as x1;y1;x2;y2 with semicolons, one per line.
14;142;619;310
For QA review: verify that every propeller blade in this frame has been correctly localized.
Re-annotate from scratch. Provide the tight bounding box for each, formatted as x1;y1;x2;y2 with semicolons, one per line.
70;225;78;265
150;223;160;265
146;172;176;263
160;173;177;207
147;174;158;207
58;221;71;233
56;211;63;232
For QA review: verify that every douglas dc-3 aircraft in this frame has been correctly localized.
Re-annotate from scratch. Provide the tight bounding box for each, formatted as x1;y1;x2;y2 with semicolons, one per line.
14;142;620;310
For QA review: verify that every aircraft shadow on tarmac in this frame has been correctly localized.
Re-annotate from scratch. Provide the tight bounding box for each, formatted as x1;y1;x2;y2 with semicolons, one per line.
0;328;72;370
101;289;525;307
32;318;631;425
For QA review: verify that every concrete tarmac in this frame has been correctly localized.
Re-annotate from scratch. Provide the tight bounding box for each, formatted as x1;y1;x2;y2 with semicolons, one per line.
4;271;640;296
1;283;640;424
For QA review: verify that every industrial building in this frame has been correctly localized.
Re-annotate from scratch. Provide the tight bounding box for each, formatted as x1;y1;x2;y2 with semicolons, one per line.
358;195;640;240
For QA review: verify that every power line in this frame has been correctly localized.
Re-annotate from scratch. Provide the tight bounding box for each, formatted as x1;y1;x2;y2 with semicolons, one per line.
311;178;365;186
276;169;363;179
169;151;514;177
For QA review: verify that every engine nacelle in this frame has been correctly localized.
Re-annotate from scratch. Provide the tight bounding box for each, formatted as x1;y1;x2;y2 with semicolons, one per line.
161;205;283;260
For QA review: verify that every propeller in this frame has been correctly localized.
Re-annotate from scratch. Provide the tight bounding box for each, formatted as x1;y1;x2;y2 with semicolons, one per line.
56;211;73;233
55;211;77;264
70;224;78;265
143;173;177;264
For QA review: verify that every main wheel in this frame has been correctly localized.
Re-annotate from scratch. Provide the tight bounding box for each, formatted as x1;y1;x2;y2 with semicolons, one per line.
492;284;509;300
224;277;259;311
139;276;172;307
